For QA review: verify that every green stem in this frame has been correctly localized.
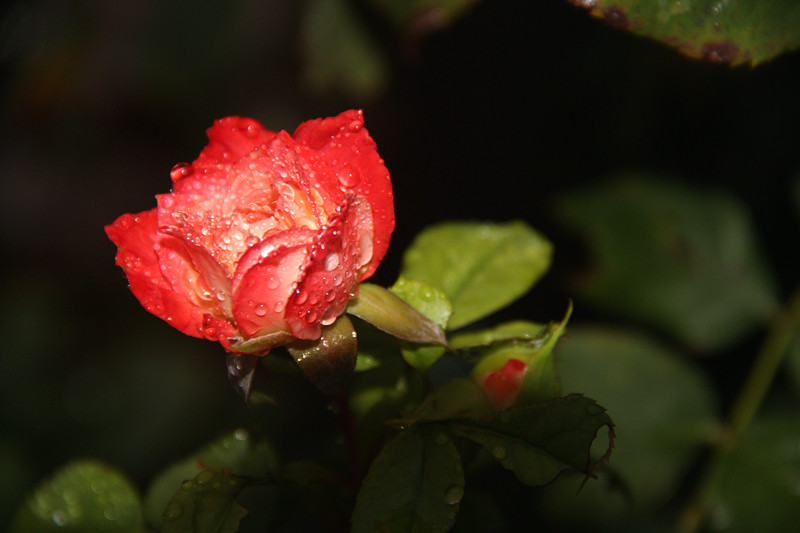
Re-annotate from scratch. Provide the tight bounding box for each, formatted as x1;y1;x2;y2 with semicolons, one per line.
677;287;800;532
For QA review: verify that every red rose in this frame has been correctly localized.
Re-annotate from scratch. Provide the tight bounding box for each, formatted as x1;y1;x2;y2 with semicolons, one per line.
106;110;394;354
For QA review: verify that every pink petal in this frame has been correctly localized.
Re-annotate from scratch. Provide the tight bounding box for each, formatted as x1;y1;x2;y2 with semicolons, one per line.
285;195;374;340
293;110;394;279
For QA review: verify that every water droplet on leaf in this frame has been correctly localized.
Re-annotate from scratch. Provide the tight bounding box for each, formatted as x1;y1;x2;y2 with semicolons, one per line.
444;485;464;505
492;445;508;460
164;500;183;520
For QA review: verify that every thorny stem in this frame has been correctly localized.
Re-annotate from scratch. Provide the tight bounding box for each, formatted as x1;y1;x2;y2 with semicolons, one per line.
677;287;800;533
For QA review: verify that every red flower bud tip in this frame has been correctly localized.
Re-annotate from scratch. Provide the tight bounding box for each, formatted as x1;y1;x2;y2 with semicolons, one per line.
106;110;394;355
482;358;527;410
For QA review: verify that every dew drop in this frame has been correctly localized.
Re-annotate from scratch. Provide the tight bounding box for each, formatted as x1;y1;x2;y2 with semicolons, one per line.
267;276;280;289
348;119;362;132
274;302;285;313
295;290;309;304
492;445;508;460
196;470;215;485
181;480;194;490
245;235;259;247
104;506;118;521
170;162;193;181
324;290;336;302
444;485;464;505
51;510;69;526
234;428;249;440
337;165;361;187
306;310;318;323
254;303;268;317
323;252;340;271
165;500;183;520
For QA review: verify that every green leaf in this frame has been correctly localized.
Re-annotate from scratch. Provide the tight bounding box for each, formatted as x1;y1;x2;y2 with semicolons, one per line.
570;0;800;66
391;277;453;372
301;0;388;100
10;460;143;532
706;413;800;532
161;471;249;533
409;378;494;423
352;425;464;533
143;429;277;530
401;221;553;329
449;320;545;349
451;394;613;486
555;176;778;351
553;327;718;514
348;283;448;345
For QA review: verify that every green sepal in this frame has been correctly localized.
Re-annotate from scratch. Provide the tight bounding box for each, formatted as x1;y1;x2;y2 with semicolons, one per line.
287;315;358;396
347;283;448;346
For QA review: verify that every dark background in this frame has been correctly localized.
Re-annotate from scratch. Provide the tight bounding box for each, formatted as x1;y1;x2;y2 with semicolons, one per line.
2;0;799;527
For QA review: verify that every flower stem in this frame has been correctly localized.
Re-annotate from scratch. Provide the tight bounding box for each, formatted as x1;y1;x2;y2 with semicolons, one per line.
333;393;362;486
677;287;800;532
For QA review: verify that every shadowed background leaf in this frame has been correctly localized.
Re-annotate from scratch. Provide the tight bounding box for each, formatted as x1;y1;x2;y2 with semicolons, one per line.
568;0;800;66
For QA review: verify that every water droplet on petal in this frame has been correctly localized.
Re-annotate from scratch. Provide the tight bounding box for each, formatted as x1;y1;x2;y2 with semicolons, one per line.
170;162;194;181
444;485;464;505
337;165;361;188
295;290;309;305
323;252;340;271
267;276;280;289
254;304;268;317
348;120;362;132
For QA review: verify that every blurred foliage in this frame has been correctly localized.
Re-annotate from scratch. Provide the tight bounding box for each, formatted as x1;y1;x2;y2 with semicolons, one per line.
569;0;800;66
555;176;778;351
2;0;800;531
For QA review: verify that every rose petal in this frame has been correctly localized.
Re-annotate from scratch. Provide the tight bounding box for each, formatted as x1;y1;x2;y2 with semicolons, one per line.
285;195;374;340
293;110;394;279
483;359;528;410
231;228;317;338
105;210;206;338
195;116;278;168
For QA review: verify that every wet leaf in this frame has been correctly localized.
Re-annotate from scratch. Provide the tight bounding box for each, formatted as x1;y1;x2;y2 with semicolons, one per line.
401;221;552;329
555;176;778;350
410;378;494;423
352;425;464;533
449;320;546;349
552;327;718;517
160;470;249;533
301;0;388;100
569;0;800;66
143;429;278;530
10;460;143;532
391;277;453;372
452;394;614;486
